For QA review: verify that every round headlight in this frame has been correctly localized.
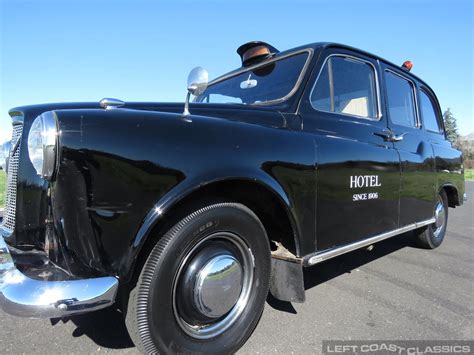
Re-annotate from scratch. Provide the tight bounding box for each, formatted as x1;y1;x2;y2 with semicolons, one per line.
27;112;58;179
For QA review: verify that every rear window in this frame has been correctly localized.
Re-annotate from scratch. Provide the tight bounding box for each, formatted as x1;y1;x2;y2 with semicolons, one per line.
385;71;417;128
420;90;442;133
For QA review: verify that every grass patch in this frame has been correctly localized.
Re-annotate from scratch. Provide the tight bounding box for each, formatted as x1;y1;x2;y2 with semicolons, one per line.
0;170;5;209
465;169;474;181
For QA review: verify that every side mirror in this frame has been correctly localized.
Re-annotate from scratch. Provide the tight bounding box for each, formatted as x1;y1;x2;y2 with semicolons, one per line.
184;67;209;117
187;67;209;96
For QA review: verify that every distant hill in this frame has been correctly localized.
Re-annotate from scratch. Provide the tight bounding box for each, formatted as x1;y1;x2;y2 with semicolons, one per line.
461;132;474;141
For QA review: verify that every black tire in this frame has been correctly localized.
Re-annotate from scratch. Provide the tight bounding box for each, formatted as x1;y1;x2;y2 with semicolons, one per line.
125;203;271;354
415;190;448;249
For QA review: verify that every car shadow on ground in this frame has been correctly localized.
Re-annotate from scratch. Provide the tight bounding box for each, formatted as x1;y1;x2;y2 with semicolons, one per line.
53;307;135;350
56;231;418;350
266;231;419;314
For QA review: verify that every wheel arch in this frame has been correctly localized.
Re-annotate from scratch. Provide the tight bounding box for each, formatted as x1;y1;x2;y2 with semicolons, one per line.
439;183;460;207
121;175;301;284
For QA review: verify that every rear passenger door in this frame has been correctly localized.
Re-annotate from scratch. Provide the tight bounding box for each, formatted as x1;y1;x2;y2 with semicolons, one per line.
300;50;401;251
381;65;437;225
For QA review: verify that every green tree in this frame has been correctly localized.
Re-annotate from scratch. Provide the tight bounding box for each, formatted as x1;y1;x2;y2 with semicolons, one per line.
443;108;459;143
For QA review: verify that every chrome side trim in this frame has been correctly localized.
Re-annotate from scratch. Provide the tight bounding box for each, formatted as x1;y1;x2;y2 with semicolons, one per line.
0;236;118;318
304;218;436;266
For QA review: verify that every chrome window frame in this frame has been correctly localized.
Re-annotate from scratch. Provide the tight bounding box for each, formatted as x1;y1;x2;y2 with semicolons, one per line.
197;48;314;106
384;68;421;129
419;88;443;134
309;53;382;121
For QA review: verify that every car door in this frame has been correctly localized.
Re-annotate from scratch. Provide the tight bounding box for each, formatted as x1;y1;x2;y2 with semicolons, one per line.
299;49;401;251
381;65;437;226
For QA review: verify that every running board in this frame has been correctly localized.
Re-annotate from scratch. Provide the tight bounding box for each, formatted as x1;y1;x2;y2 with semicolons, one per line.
304;218;436;267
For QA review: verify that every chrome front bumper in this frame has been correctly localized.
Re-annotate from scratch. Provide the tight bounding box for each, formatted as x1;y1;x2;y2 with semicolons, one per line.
0;236;118;318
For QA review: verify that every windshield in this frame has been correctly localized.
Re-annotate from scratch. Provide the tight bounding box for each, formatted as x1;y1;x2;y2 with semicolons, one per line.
194;51;310;105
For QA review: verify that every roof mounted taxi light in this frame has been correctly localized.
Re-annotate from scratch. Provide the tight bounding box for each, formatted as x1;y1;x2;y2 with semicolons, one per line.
402;60;413;71
237;41;279;67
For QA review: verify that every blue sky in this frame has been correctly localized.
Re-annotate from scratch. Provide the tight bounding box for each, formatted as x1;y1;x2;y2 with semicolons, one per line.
0;0;472;142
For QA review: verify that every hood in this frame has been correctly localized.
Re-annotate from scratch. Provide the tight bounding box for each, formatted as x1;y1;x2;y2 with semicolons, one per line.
9;101;290;129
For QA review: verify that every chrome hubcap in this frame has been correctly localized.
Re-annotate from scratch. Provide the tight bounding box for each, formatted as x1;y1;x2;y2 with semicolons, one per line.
173;232;254;339
433;197;445;238
194;254;243;318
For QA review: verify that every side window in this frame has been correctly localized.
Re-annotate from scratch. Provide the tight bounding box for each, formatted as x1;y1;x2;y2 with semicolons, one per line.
311;56;378;119
385;71;417;128
420;90;442;133
208;94;243;104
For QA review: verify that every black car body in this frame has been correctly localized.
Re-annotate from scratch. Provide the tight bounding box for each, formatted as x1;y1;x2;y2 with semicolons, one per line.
0;42;465;353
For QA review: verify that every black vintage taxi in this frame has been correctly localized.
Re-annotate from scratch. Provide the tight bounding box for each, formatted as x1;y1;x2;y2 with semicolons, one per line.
0;41;466;353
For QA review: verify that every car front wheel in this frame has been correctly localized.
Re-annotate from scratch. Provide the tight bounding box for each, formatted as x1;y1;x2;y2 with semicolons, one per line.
125;203;271;354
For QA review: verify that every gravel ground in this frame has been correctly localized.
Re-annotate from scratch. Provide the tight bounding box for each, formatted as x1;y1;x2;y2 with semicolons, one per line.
0;183;472;354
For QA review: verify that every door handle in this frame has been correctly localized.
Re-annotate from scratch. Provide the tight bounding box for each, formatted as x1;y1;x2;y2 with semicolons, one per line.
374;130;407;142
374;129;394;142
391;133;408;142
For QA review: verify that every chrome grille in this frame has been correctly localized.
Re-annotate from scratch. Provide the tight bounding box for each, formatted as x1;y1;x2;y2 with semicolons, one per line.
2;124;23;231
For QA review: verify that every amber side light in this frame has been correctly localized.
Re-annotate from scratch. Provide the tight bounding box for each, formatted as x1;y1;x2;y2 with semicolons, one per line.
402;60;413;71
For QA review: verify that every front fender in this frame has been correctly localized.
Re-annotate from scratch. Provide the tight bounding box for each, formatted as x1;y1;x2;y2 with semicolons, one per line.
50;108;316;278
122;168;300;281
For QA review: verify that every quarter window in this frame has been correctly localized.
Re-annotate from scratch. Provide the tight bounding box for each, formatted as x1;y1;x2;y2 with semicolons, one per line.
311;56;377;119
420;90;441;133
385;71;417;128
